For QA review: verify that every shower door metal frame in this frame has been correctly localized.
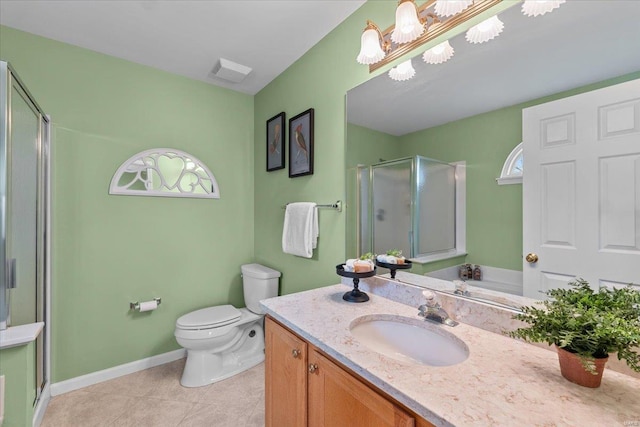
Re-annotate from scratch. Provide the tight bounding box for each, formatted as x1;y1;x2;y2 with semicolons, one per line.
0;60;51;407
364;156;460;259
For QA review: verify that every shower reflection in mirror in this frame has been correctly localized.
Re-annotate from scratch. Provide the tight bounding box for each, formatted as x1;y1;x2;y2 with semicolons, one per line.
353;156;465;263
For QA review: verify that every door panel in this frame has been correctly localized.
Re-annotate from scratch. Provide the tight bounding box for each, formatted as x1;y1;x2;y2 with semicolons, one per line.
598;154;640;253
540;161;576;248
598;98;640;139
523;79;640;297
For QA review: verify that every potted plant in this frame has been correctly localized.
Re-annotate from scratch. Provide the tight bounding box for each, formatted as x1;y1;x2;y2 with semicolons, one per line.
508;279;640;388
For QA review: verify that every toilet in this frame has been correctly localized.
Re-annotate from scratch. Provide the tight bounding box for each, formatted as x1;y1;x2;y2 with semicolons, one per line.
174;263;281;387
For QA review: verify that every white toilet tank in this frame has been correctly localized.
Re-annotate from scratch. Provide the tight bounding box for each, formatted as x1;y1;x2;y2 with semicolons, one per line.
241;263;281;314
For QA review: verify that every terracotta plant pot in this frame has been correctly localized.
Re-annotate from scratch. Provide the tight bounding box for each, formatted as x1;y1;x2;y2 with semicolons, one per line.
556;346;608;388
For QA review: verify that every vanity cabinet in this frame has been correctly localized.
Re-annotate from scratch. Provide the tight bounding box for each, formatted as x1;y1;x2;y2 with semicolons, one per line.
265;315;308;426
265;316;434;427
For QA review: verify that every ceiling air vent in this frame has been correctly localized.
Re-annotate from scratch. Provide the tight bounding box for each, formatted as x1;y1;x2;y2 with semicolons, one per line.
210;58;252;83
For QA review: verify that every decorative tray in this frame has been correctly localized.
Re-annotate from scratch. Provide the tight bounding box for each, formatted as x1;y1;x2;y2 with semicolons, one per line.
336;264;376;303
374;260;412;279
336;264;377;279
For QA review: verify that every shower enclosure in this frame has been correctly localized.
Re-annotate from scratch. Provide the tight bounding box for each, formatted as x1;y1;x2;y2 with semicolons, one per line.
351;156;457;259
1;61;50;409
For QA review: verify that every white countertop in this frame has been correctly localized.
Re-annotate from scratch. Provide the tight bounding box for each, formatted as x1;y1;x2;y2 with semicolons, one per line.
0;322;44;349
261;284;640;427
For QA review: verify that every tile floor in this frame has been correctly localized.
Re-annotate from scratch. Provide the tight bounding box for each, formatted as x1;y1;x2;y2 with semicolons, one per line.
41;359;265;427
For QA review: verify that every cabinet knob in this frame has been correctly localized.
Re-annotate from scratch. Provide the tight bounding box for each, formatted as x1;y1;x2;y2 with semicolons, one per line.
308;363;318;374
292;349;301;358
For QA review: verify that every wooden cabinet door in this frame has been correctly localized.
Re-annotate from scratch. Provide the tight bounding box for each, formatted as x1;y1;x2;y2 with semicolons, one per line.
265;317;308;427
308;349;415;427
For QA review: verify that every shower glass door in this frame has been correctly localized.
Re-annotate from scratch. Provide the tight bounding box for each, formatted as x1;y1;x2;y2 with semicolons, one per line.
1;61;48;404
415;157;456;257
8;76;40;327
371;159;413;257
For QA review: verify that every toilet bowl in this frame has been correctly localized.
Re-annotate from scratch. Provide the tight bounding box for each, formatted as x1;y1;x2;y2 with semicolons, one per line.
174;263;280;387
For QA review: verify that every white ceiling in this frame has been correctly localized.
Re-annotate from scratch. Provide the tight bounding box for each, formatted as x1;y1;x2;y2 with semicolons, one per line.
0;0;366;95
347;1;640;136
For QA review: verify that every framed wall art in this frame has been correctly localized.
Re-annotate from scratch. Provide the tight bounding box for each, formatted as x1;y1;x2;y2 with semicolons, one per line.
266;112;285;171
289;108;314;178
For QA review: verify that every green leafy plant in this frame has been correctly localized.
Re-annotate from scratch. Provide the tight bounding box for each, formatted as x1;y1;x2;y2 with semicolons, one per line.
359;252;376;261
508;279;640;373
385;249;403;257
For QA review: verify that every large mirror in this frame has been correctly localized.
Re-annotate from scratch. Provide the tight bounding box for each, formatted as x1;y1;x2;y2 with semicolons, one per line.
346;1;640;307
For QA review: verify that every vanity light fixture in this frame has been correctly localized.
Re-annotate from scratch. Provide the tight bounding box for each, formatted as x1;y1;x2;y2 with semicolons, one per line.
360;0;566;79
391;0;425;44
389;59;416;81
422;40;455;64
434;0;473;17
356;0;502;72
521;0;566;17
356;21;388;65
465;15;504;44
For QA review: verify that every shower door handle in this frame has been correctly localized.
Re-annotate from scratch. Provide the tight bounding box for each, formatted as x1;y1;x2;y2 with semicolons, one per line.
6;258;16;288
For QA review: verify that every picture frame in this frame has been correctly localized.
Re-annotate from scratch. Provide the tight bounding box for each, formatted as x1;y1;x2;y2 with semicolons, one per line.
266;112;286;171
288;108;314;178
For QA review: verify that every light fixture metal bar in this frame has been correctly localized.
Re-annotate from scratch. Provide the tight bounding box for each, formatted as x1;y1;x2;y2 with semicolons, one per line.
369;0;504;72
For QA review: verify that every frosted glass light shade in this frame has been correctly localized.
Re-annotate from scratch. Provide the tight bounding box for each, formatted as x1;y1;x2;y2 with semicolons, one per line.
434;0;473;18
389;59;416;81
465;16;504;44
422;40;455;64
391;1;424;44
522;0;566;17
357;27;386;65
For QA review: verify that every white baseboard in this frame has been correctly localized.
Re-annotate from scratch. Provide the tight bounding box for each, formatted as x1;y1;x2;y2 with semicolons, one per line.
50;349;186;397
32;383;50;427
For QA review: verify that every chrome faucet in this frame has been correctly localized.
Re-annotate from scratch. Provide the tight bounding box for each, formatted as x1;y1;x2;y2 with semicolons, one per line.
453;280;470;296
418;290;458;327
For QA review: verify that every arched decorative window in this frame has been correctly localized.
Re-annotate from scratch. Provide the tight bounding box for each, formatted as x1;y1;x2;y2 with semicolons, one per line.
496;142;523;185
109;148;220;199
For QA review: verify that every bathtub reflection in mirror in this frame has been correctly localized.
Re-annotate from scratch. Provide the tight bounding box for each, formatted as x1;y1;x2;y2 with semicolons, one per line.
345;1;640;306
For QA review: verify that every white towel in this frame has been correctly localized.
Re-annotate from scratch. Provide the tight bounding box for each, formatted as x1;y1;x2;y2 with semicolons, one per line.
282;202;318;258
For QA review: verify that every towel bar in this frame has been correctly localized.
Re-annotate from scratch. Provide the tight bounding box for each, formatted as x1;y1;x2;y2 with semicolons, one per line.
282;200;342;212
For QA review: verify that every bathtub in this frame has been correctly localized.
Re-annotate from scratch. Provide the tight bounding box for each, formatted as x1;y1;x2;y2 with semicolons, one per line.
426;265;523;296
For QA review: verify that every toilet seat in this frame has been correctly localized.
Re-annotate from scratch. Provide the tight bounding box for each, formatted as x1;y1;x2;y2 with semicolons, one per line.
176;305;241;330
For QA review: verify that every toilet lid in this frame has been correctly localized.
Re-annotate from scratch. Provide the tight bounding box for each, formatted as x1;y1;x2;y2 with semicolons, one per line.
176;305;241;330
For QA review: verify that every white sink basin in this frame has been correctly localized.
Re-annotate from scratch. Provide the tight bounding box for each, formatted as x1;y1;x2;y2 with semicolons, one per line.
349;315;469;366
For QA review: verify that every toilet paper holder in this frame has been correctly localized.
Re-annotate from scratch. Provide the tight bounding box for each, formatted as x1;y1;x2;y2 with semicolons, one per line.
130;298;162;311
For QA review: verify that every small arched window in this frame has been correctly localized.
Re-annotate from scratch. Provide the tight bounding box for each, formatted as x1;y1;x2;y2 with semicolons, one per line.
496;142;523;185
109;148;220;198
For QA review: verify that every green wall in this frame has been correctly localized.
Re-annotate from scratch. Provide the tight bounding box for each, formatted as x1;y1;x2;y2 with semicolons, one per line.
399;107;524;271
0;26;254;382
0;343;36;427
346;123;399;168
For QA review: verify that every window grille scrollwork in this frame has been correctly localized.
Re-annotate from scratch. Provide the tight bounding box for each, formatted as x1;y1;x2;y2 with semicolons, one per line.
109;148;220;199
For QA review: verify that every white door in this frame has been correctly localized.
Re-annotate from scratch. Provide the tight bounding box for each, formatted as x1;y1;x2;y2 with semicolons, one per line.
522;79;640;298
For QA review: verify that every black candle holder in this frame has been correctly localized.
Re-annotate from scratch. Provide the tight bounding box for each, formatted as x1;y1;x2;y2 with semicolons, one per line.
375;260;412;279
336;264;376;303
